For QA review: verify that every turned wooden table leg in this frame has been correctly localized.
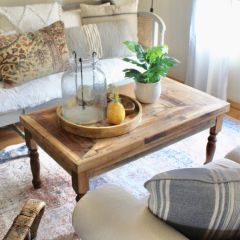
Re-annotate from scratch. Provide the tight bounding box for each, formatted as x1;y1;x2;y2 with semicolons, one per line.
205;115;224;164
72;172;89;202
25;129;42;189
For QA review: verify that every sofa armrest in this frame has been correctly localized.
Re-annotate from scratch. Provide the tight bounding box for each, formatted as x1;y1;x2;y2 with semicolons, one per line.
138;11;166;47
72;185;188;240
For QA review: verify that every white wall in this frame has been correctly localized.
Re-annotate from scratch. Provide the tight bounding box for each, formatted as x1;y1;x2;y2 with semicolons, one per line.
139;0;240;103
227;55;240;103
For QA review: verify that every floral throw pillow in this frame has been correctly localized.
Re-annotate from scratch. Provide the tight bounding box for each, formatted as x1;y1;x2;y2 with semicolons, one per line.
0;21;69;87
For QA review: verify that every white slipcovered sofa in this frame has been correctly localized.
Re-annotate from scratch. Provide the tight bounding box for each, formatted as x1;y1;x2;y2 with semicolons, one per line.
0;0;166;127
72;146;240;240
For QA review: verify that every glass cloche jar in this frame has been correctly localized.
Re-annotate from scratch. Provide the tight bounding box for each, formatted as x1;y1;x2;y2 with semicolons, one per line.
61;52;107;125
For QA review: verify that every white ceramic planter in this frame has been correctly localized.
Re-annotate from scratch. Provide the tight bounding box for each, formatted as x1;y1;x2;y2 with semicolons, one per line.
135;81;161;104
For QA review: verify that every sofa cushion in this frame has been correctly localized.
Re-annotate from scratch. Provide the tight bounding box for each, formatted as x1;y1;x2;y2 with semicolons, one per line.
73;185;188;240
144;161;240;240
0;2;62;35
0;21;69;87
0;71;64;114
82;20;135;58
80;0;138;41
0;58;137;114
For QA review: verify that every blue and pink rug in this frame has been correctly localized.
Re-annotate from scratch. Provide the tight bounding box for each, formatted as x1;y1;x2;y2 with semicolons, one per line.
0;116;239;239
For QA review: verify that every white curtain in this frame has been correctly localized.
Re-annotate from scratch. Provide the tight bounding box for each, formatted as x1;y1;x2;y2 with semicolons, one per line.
186;0;240;100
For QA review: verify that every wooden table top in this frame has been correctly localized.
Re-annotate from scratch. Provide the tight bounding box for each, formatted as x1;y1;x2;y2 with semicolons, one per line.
20;78;230;176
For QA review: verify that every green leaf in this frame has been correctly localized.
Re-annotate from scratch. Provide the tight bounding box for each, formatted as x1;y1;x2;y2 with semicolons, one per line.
123;41;138;52
142;70;161;83
123;41;145;62
145;45;169;64
122;58;148;70
163;56;180;67
123;41;144;54
122;42;180;83
135;45;145;62
123;68;143;82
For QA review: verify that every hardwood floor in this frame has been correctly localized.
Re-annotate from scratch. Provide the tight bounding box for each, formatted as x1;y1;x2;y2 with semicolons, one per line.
0;124;24;150
228;107;240;120
0;106;240;151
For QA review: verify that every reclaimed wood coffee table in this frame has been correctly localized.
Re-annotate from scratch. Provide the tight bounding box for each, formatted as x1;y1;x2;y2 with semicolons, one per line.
20;78;229;201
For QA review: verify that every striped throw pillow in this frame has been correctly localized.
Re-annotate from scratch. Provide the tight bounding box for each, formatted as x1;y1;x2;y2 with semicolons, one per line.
144;167;240;240
82;20;135;59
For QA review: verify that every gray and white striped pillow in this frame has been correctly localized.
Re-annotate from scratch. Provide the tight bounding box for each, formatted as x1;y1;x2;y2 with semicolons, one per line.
144;166;240;240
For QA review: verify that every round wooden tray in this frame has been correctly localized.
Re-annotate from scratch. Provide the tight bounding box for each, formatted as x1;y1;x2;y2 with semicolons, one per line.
57;94;142;138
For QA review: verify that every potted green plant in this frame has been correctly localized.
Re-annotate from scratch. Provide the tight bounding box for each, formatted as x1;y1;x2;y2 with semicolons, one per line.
123;41;179;103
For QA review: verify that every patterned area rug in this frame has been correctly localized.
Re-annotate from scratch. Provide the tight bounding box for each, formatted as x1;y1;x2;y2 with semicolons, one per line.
0;116;239;239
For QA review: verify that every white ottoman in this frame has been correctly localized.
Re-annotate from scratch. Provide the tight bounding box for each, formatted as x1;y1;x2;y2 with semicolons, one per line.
225;146;240;164
72;185;188;240
72;147;240;240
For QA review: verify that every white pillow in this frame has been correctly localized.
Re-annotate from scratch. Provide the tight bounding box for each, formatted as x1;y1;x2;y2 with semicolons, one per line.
62;2;111;28
0;2;62;35
62;9;82;28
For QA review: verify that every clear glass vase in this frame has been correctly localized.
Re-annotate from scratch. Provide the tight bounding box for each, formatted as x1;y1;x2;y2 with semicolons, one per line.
61;53;107;125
